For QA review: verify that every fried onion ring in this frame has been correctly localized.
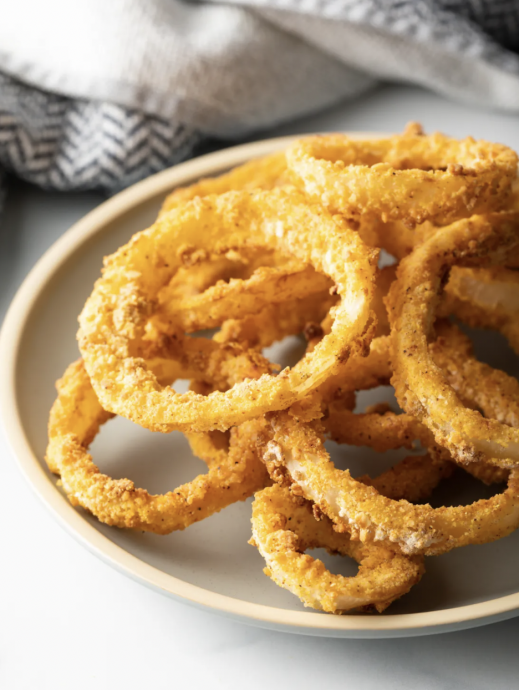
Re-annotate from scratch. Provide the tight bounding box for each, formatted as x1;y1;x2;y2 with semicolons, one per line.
160;151;288;216
321;322;509;485
358;455;453;504
361;177;519;262
161;255;252;301
357;213;519;356
46;359;269;533
78;189;378;433
251;484;424;614
286;129;517;226
215;290;336;350
264;411;519;555
441;267;519;354
387;212;519;468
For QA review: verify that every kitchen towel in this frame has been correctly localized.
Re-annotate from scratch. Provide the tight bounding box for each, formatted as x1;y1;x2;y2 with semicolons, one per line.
1;0;518;199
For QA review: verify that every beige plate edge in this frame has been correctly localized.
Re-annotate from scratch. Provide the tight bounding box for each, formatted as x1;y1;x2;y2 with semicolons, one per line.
2;133;519;638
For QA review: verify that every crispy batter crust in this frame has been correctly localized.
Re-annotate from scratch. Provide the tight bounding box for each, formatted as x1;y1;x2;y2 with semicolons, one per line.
251;484;424;614
265;411;519;556
441;267;519;354
156;260;331;332
78;189;378;433
287;129;517;226
159;151;289;216
215;291;335;350
387;211;519;468
46;360;269;533
321;323;508;485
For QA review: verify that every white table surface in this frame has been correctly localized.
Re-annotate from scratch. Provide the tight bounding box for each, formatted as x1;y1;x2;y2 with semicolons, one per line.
2;84;519;690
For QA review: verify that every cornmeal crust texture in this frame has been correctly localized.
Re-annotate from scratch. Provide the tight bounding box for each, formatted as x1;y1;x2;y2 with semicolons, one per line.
286;128;518;226
251;484;424;614
46;359;269;533
160;151;289;216
387;212;519;469
264;411;519;556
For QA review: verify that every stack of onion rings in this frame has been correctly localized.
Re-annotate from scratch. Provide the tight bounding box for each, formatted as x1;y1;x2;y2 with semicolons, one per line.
46;123;519;615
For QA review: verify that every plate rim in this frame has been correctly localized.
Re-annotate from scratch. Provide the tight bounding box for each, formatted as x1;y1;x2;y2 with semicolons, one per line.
2;132;519;638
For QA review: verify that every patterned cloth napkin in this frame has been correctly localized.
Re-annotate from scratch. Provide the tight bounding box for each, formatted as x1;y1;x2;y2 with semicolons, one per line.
0;0;518;201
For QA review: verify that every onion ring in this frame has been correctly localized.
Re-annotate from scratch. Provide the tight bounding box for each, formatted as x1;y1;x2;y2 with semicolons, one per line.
361;177;519;262
358;455;453;504
251;484;424;614
160;151;288;216
357;213;519;356
264;411;519;555
140;329;277;394
325;406;507;487
264;319;519;554
387;212;519;468
161;255;252;302
78;189;378;433
286;128;517;226
322;322;509;485
325;406;433;454
46;359;269;533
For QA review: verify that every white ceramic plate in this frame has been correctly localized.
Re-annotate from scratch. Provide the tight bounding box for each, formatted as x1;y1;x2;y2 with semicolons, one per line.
3;134;519;639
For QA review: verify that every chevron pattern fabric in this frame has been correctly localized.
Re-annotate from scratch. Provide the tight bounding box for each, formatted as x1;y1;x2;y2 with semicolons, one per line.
0;73;201;198
0;0;518;210
438;0;519;52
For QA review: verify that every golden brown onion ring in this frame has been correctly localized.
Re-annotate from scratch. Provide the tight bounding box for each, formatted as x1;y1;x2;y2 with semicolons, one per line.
358;455;453;503
78;189;378;433
286;129;517;226
361;177;519;262
325;407;433;453
251;484;424;614
46;360;269;533
160;151;288;217
141;330;277;393
321;322;509;485
316;335;392;406
264;411;519;556
325;406;507;487
159;247;294;302
161;255;251;302
387;212;519;469
361;218;431;260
